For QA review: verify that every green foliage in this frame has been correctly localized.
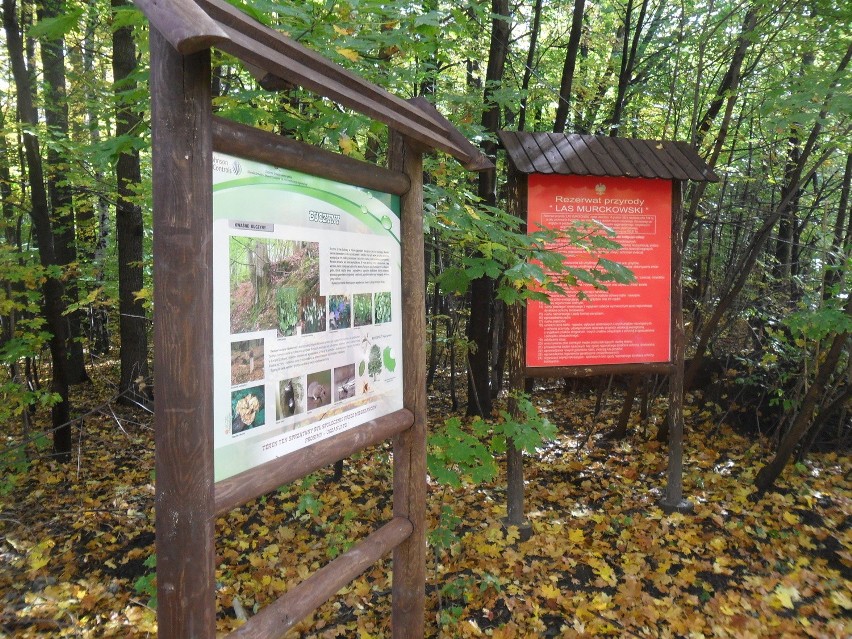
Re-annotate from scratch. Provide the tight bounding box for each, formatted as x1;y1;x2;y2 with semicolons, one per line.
276;287;299;336
354;293;372;327
427;416;498;488
427;393;555;490
374;291;391;324
133;553;157;608
368;344;382;379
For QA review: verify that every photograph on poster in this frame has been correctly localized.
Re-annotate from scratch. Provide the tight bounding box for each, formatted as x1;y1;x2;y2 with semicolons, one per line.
353;293;373;327
231;385;265;435
230;338;264;385
334;364;356;402
306;370;332;411
212;152;405;482
374;291;392;324
329;295;351;330
276;377;304;420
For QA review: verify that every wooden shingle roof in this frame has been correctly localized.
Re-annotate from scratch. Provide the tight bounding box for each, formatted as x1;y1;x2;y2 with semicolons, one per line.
498;131;718;182
134;0;492;171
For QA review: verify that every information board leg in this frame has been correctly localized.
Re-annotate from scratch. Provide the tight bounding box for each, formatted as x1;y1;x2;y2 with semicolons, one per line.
389;131;426;638
661;181;693;515
150;28;217;636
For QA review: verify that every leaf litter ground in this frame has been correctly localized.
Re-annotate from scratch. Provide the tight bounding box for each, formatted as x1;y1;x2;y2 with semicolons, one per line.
0;376;850;638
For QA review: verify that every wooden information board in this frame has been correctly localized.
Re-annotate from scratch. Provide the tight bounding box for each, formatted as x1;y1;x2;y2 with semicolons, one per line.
526;174;672;368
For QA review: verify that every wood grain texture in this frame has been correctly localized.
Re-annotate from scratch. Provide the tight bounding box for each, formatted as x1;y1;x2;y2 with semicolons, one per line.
525;363;673;378
214;409;414;515
226;518;413;639
212;117;410;195
134;0;227;54
389;130;427;638
150;28;216;637
663;181;688;507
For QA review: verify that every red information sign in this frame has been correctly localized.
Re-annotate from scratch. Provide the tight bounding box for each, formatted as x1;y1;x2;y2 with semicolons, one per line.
526;174;672;368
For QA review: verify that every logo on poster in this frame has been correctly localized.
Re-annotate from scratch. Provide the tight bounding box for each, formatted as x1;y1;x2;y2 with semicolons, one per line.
595;183;607;196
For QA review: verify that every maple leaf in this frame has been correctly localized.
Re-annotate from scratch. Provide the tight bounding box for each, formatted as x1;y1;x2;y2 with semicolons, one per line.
772;584;801;609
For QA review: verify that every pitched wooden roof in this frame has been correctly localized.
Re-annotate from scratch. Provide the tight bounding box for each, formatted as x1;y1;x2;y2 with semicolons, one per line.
498;131;718;182
134;0;492;171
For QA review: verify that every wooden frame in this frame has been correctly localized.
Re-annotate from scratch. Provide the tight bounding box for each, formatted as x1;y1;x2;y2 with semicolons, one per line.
142;2;490;638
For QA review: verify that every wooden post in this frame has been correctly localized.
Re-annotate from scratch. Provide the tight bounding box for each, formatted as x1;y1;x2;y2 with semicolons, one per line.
504;163;532;538
661;181;693;514
389;130;426;638
150;28;217;636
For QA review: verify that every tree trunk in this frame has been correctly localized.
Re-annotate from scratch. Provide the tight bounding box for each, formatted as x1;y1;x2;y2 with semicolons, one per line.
467;0;510;417
754;299;851;494
38;0;88;383
4;0;71;458
517;0;542;132
112;0;150;402
553;0;585;133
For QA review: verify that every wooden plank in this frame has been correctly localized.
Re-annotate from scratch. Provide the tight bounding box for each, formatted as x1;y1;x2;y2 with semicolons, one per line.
673;141;719;182
611;138;658;179
595;136;640;178
547;132;589;175
149;28;217;638
408;97;493;171
214;408;414;515
525;363;673;378
498;132;536;174
226;517;413;639
634;139;680;180
582;135;625;176
638;139;691;181
565;135;606;175
134;0;228;54
196;0;446;138
212;117;411;196
520;133;556;174
389;131;427;638
212;24;473;164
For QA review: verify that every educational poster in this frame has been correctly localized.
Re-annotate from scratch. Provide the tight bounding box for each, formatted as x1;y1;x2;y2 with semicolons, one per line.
526;174;672;368
212;153;404;482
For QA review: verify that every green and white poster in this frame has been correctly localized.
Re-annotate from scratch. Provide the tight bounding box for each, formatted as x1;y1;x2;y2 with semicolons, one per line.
212;152;404;482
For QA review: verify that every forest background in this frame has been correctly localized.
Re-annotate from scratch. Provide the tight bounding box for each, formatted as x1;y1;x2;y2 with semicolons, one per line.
0;0;850;636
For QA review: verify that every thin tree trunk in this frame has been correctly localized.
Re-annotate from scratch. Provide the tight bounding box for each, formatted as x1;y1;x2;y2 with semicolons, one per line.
517;0;542;132
4;0;71;458
112;0;150;402
553;0;585;133
754;298;851;494
39;0;88;383
467;0;510;417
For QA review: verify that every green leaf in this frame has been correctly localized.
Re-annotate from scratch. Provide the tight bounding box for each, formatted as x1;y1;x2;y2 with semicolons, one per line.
29;8;84;40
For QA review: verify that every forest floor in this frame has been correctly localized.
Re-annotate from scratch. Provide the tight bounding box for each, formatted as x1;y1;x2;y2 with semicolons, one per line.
0;370;850;638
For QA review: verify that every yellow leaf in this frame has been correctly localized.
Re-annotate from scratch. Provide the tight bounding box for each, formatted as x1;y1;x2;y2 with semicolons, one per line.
539;583;560;600
337;48;360;62
830;590;852;610
782;511;800;525
339;134;356;156
772;584;800;609
27;539;55;571
568;528;584;544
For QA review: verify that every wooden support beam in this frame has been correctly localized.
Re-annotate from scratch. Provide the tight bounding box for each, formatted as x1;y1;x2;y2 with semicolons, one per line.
215;409;414;515
149;28;217;637
134;0;228;54
226;517;413;639
389;131;427;638
212;117;411;196
525;363;673;378
661;181;693;514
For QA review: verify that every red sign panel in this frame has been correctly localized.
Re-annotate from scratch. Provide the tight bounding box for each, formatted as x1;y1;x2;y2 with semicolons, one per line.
526;174;672;368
